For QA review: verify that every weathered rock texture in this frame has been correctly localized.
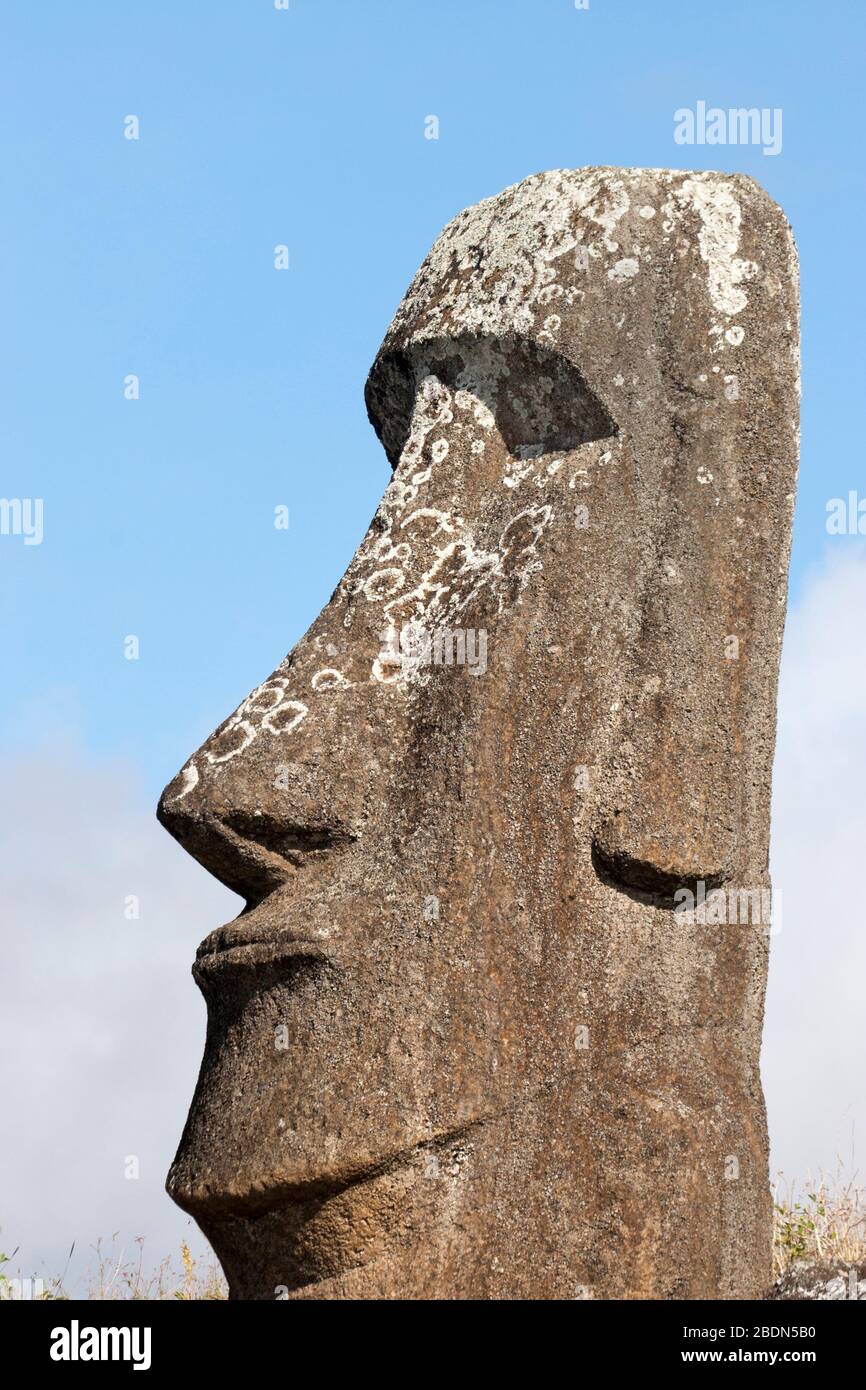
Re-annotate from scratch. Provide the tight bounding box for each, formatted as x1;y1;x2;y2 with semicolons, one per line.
158;168;799;1299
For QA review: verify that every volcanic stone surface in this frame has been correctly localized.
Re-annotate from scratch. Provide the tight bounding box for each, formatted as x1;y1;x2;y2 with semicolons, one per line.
158;167;799;1300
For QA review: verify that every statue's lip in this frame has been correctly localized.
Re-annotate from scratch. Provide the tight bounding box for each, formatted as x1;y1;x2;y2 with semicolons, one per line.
194;938;330;977
193;923;334;978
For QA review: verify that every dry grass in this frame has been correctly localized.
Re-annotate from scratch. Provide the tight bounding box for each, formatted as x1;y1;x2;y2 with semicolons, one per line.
772;1167;866;1275
0;1236;227;1300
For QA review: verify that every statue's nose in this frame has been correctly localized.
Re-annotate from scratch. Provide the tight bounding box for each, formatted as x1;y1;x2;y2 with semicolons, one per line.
157;688;362;906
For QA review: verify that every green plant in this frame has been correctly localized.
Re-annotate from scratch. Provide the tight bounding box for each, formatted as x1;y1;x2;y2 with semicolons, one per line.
772;1168;866;1275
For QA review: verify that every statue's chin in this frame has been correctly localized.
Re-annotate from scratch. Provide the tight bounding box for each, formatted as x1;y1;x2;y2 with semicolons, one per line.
173;1145;445;1300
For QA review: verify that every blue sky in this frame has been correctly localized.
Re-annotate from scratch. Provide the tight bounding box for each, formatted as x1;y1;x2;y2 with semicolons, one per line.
2;2;866;1289
1;0;863;790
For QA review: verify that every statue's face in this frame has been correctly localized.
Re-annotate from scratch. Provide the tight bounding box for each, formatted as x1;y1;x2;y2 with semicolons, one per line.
159;169;797;1296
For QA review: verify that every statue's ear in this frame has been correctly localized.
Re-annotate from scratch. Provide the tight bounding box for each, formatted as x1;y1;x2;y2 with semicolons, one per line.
589;452;755;905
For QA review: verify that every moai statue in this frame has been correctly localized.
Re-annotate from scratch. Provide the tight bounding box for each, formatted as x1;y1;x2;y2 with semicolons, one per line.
159;168;798;1299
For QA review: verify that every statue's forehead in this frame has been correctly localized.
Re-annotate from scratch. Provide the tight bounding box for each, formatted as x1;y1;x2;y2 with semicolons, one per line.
391;168;782;333
367;167;798;465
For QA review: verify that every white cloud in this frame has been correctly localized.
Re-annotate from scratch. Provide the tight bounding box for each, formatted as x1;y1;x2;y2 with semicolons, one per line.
0;739;239;1294
765;545;866;1184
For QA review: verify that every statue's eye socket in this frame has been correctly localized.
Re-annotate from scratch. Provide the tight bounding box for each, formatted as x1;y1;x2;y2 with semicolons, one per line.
366;334;618;467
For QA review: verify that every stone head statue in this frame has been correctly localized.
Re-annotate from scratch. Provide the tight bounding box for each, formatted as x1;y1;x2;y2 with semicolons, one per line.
158;167;798;1299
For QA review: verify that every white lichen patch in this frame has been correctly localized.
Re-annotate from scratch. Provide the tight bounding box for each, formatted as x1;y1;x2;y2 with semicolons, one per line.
311;668;351;692
380;169;639;343
677;175;759;324
336;365;557;685
261;700;308;736
174;762;199;799
364;568;405;601
608;257;639;282
206;718;256;765
203;679;310;766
